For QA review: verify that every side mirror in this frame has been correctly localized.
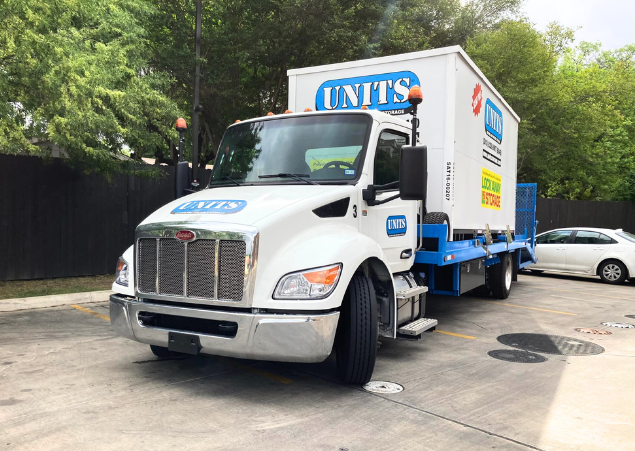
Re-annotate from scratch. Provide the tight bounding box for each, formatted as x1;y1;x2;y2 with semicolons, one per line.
399;145;427;201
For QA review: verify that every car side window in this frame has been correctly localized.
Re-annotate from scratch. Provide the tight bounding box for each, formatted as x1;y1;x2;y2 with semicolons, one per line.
536;230;572;244
373;130;408;186
574;231;612;244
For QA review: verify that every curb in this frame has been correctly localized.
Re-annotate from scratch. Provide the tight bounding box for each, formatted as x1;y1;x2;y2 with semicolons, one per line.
0;290;114;313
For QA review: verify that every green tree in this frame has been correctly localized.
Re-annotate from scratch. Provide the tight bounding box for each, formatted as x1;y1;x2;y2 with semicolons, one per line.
0;0;181;175
467;21;635;200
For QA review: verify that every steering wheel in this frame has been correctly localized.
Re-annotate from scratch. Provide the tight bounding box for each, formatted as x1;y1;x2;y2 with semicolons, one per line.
323;160;354;170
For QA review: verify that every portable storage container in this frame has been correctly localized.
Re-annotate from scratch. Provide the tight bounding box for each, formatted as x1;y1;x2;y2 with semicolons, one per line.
288;46;520;235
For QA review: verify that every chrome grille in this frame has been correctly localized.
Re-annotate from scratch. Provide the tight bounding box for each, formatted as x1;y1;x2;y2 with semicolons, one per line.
138;239;157;294
218;240;246;301
158;240;185;296
186;240;216;299
137;238;246;302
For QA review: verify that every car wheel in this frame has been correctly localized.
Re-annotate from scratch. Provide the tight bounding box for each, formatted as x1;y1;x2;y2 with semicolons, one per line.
598;260;627;284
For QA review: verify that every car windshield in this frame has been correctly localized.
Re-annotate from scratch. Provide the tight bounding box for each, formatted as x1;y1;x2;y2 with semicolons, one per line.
617;231;635;243
208;114;370;186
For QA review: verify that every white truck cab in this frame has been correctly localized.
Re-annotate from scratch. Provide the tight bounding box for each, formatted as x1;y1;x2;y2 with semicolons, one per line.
111;47;537;384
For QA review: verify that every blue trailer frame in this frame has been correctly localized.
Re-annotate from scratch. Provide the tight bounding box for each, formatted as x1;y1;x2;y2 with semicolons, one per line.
414;183;538;296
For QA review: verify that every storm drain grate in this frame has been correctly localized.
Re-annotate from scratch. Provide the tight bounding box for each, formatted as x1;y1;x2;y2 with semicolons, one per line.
601;322;634;329
362;381;403;394
575;328;611;335
497;333;604;356
488;350;547;363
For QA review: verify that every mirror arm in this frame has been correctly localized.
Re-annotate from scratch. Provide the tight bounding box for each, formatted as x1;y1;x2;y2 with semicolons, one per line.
363;181;401;206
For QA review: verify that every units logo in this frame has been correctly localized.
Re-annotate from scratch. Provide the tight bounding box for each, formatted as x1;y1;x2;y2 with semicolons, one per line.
386;215;407;237
171;200;247;214
472;83;483;116
315;71;421;115
481;168;501;210
484;99;503;144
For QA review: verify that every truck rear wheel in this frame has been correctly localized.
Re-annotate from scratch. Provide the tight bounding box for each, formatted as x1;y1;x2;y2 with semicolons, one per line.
490;253;512;299
336;275;378;385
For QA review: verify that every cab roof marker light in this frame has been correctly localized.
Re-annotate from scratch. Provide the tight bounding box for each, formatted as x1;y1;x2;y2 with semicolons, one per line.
267;112;274;116
304;108;312;112
284;110;292;114
361;106;369;110
234;119;241;123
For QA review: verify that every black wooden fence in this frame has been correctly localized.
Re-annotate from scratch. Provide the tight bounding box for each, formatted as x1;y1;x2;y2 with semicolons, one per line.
535;198;635;234
3;153;635;281
0;154;210;281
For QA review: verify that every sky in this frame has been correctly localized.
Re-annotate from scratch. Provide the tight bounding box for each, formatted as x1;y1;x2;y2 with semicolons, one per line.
521;0;635;50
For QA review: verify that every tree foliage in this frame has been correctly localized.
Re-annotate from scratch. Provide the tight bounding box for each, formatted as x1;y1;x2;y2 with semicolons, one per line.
1;0;633;198
467;21;635;200
0;0;181;174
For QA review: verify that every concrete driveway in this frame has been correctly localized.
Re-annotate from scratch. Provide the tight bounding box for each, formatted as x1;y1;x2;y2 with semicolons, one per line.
1;273;634;451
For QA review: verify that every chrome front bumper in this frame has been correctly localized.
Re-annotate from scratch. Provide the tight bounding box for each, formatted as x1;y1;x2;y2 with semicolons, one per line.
110;295;339;363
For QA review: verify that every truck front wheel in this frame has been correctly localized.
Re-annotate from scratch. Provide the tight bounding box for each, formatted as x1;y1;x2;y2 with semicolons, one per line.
490;253;512;299
335;275;378;385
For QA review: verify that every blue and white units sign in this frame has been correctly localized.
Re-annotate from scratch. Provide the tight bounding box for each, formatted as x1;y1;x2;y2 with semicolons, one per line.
484;99;503;144
386;215;407;237
316;71;421;115
171;200;247;214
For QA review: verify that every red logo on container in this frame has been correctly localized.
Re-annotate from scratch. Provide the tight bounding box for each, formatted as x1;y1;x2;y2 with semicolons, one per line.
175;230;195;241
472;83;483;116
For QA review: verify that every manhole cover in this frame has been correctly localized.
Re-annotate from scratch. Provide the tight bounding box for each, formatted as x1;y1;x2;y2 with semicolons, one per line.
362;381;403;394
488;350;547;363
602;322;635;329
497;333;604;356
575;328;611;335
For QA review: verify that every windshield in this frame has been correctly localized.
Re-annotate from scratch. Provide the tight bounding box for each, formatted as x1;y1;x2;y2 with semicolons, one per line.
617;231;635;243
208;114;371;186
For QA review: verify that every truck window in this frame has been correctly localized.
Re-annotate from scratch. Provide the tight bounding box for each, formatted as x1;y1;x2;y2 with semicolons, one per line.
209;114;371;185
373;130;408;186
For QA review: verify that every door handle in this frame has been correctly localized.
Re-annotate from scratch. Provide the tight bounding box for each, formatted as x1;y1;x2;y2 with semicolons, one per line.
400;249;413;259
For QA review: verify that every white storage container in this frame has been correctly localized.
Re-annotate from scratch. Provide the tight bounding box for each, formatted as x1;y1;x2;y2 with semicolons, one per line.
288;46;520;234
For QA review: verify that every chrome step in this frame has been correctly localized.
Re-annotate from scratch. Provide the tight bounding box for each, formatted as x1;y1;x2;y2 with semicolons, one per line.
398;317;438;336
396;285;428;300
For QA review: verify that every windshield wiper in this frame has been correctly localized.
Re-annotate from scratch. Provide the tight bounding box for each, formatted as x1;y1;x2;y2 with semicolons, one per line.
211;175;243;186
258;173;317;185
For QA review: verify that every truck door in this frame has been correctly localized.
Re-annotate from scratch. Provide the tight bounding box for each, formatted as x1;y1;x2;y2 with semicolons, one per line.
363;128;417;273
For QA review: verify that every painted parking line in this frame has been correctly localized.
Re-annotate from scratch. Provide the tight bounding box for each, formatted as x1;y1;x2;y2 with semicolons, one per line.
529;285;635;301
476;300;577;316
434;330;477;340
71;304;110;321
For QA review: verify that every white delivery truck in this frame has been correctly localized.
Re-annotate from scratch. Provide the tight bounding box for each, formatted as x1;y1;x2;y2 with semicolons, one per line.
110;46;537;384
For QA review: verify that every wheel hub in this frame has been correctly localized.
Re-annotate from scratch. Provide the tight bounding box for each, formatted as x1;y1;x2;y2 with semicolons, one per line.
603;264;621;281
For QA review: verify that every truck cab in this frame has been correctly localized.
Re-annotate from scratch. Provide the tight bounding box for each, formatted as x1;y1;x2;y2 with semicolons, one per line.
111;109;435;384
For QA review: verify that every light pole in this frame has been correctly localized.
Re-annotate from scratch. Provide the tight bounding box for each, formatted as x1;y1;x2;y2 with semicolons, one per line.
174;118;190;198
191;0;202;185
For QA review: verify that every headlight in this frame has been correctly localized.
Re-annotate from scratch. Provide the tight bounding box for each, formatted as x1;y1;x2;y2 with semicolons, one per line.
274;264;342;299
115;257;129;287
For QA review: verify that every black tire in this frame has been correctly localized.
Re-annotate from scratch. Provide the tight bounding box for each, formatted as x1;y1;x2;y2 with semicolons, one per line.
336;276;378;385
598;260;627;284
490;253;512;299
150;345;177;358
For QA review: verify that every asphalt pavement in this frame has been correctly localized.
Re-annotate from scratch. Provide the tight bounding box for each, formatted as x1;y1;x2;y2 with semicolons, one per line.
1;273;634;451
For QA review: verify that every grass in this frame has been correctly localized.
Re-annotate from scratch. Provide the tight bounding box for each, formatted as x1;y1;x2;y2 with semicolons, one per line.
0;274;115;300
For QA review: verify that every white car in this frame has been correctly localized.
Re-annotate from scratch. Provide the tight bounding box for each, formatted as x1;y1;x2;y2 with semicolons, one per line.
530;227;635;284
